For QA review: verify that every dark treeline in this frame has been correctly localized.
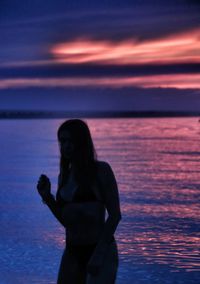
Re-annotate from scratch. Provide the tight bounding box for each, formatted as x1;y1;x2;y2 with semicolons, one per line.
0;110;200;119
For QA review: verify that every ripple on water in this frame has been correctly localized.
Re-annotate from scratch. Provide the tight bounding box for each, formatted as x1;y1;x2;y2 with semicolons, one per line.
0;118;199;283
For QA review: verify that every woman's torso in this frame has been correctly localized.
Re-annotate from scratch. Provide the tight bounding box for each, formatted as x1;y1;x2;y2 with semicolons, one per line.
57;161;106;245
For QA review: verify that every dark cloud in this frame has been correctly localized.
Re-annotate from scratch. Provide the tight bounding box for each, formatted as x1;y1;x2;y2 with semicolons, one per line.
0;63;199;79
0;0;200;112
0;1;200;63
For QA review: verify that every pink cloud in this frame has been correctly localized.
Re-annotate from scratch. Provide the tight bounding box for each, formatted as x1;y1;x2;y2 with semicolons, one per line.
51;28;200;65
1;74;200;89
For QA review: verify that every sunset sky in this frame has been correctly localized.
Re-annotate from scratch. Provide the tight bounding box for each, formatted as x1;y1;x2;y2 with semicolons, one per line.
0;0;200;112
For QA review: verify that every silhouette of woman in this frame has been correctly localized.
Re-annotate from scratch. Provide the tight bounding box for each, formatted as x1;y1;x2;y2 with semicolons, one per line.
37;119;122;284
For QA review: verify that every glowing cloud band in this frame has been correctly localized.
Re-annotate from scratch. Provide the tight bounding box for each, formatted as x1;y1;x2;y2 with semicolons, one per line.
51;29;200;65
1;74;200;89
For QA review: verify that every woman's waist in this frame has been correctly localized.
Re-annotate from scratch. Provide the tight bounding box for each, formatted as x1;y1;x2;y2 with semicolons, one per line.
67;241;98;250
65;222;108;246
61;201;105;225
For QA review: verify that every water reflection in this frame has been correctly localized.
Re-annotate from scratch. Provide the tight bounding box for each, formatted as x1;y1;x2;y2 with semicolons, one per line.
89;118;200;274
0;118;199;283
118;232;200;271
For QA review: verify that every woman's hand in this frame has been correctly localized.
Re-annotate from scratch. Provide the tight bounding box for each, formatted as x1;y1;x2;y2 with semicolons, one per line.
87;241;110;276
37;174;51;199
87;252;105;276
87;261;101;276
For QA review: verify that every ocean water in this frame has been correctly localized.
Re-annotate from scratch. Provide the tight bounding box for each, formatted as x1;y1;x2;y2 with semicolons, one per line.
0;117;199;284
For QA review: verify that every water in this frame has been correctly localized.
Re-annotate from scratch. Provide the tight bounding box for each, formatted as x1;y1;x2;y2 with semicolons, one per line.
0;117;199;284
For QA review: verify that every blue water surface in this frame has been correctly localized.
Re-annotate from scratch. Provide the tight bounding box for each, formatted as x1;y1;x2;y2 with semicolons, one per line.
0;118;199;284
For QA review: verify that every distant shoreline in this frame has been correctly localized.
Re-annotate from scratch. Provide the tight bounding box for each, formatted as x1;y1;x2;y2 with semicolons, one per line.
0;111;200;119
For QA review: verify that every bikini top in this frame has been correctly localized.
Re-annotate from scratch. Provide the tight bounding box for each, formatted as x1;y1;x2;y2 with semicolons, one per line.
57;166;104;205
56;166;106;229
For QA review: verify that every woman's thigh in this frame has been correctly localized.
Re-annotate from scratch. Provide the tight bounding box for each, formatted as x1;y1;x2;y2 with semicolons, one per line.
57;248;86;284
86;240;119;284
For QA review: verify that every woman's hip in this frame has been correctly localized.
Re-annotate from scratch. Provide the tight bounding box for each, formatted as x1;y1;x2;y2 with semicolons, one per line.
86;238;119;284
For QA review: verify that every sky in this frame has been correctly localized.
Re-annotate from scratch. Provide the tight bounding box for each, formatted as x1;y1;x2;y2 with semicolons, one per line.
0;0;200;112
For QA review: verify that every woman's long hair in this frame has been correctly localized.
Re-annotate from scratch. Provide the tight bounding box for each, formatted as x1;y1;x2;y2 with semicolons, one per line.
57;119;98;199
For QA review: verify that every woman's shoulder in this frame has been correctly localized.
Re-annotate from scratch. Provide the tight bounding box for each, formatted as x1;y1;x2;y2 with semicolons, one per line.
95;160;118;201
95;160;112;174
95;160;114;181
95;160;111;169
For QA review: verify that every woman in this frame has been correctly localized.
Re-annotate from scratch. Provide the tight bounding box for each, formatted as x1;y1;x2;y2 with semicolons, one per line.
37;119;122;284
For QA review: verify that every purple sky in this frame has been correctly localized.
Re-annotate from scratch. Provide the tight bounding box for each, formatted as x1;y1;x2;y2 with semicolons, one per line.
0;0;200;112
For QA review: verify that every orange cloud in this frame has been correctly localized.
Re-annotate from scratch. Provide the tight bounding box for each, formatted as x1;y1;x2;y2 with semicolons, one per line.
0;74;200;89
51;28;200;65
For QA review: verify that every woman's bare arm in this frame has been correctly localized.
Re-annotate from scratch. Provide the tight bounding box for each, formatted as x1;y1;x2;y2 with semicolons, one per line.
88;161;122;272
40;174;66;228
42;193;66;228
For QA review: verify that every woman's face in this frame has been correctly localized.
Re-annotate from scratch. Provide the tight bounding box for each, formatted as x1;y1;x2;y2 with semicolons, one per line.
59;130;74;160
